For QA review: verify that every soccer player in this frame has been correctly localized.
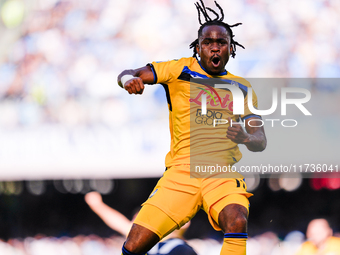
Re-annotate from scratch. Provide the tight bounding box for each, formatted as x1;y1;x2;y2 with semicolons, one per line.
85;191;197;255
117;1;267;255
295;218;340;255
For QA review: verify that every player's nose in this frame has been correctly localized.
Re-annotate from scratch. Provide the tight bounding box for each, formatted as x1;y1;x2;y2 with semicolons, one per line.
211;42;220;52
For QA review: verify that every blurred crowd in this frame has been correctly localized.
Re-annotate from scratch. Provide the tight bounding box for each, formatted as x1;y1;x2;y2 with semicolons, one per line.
1;188;340;255
0;0;339;175
0;232;303;255
0;230;337;255
0;0;339;128
0;234;125;255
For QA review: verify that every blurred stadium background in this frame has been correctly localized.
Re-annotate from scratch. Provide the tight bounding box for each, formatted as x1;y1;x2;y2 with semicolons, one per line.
0;0;339;254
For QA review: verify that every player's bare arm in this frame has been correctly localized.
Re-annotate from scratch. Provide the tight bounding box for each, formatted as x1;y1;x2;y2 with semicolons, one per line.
226;117;267;152
117;66;155;95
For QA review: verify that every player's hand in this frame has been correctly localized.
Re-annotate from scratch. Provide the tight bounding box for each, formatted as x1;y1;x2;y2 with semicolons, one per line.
124;77;145;95
226;117;250;144
85;191;103;208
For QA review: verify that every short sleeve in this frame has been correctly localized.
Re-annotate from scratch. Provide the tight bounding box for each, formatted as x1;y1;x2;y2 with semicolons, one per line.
149;58;189;85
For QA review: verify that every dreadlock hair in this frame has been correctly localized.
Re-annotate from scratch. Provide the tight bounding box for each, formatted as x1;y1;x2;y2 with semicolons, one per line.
190;0;245;60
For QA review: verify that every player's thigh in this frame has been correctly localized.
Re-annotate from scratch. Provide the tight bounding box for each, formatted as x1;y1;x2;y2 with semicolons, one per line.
124;204;183;253
202;178;252;231
133;204;178;240
138;165;201;237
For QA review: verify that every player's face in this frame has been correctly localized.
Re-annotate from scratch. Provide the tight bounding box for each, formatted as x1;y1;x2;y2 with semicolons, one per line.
196;25;232;75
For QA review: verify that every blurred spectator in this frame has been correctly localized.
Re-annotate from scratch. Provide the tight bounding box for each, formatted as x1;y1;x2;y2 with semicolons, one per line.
295;218;340;255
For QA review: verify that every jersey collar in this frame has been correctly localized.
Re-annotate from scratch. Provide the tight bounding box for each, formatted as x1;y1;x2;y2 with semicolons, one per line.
198;60;228;76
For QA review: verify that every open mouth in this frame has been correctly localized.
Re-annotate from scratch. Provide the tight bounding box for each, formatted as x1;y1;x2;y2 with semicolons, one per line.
211;56;221;67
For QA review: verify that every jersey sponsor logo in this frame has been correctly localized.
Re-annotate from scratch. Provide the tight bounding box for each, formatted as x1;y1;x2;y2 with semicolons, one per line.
195;109;223;126
190;87;234;112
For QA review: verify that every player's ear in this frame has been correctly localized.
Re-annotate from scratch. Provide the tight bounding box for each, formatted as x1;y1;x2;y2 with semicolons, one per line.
196;44;200;57
229;46;234;57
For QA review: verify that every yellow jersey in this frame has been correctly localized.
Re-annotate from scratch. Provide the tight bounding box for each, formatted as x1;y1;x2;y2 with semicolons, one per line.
149;57;260;169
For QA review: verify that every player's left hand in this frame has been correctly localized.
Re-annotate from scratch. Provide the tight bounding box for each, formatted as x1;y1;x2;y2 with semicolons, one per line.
226;117;249;144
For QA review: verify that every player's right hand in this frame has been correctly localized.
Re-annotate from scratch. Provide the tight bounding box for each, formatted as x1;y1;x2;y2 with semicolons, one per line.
124;77;145;95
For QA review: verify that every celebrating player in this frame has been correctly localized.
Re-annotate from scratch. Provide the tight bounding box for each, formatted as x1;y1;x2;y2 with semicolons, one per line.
117;1;267;255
